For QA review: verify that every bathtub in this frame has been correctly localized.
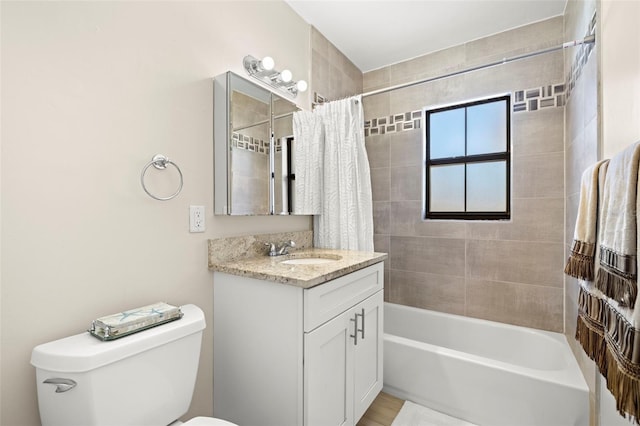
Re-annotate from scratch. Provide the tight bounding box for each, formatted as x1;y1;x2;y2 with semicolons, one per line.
383;303;589;426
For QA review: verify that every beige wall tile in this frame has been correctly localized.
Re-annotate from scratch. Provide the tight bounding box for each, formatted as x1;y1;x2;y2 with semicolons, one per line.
373;234;390;253
584;48;598;124
311;53;329;92
374;234;390;292
512;151;564;198
365;134;391;169
414;219;467;240
467;240;565;287
462;52;563;101
464;16;564;67
389;269;466;315
566;130;586;197
566;117;598;197
390;236;465;276
566;70;586;143
466;197;564;243
565;0;596;43
466;279;563;332
363;67;390;92
390;165;421;201
310;26;362;101
373;201;390;235
371;167;390;201
467;239;564;287
513;108;564;157
389;129;422;168
311;26;329;58
584;115;599;165
389;201;421;236
389;201;466;239
387;44;466;88
391;74;467;113
363;92;390;121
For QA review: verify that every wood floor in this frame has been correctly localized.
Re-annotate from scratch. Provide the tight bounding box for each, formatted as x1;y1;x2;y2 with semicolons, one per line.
357;392;405;426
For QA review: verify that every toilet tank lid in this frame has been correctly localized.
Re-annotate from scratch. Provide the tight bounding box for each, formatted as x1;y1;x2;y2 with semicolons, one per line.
31;304;205;373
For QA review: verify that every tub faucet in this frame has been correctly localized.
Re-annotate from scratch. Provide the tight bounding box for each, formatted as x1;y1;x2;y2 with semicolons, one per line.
265;240;296;256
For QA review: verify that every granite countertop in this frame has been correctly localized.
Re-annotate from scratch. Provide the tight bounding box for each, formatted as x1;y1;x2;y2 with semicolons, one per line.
209;248;387;289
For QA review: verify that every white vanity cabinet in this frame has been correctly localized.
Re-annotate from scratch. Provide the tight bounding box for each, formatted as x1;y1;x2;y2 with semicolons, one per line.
213;262;384;426
304;290;383;426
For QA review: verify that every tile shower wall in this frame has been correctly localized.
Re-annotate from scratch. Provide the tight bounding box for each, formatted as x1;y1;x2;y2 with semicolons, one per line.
563;1;599;424
364;16;565;332
310;26;363;102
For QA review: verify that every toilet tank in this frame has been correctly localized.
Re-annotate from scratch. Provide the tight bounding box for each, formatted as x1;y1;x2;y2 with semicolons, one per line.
31;304;206;426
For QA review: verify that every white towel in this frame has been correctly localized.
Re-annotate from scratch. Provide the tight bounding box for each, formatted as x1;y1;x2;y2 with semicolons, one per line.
565;159;609;281
595;141;640;308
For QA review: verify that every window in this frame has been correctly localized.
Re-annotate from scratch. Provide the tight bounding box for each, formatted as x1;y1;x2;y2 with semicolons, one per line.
424;95;510;220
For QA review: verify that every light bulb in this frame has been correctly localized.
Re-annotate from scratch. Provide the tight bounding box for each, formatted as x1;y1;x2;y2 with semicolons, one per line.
296;80;308;93
280;69;293;83
260;56;275;71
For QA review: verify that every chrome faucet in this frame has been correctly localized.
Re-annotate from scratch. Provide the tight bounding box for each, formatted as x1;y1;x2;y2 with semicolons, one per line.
265;240;296;256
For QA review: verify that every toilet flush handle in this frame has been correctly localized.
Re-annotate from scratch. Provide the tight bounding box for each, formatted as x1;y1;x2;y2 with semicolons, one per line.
43;378;77;393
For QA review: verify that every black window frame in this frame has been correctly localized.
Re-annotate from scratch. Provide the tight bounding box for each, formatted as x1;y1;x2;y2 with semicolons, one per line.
424;94;511;220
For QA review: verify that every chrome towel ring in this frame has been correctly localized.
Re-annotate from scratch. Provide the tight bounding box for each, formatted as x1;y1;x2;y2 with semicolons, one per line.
141;154;183;201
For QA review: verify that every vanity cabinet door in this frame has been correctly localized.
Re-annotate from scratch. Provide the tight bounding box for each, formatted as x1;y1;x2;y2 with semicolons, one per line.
353;291;384;422
304;309;354;426
304;290;384;426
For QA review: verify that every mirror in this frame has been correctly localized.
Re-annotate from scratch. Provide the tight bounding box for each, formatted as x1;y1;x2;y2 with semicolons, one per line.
214;71;311;215
273;96;299;214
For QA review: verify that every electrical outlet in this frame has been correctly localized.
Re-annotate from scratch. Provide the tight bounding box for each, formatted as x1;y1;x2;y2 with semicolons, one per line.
189;205;205;233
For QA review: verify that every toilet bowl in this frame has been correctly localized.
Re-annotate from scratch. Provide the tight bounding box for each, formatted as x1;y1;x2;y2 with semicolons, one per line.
31;304;237;426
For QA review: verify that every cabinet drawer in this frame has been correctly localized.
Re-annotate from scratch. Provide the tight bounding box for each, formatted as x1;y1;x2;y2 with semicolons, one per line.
304;262;383;332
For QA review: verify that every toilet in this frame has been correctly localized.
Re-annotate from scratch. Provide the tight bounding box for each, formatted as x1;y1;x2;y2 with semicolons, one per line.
30;304;236;426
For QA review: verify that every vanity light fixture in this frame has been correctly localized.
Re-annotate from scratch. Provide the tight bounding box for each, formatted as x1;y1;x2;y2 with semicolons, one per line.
243;55;307;98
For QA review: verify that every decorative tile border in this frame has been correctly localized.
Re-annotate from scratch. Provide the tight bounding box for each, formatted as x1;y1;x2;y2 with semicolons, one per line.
565;11;597;102
513;83;566;113
364;111;422;137
231;132;281;155
363;82;566;137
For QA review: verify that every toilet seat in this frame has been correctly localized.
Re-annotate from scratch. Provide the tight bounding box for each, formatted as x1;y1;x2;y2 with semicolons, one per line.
183;417;237;426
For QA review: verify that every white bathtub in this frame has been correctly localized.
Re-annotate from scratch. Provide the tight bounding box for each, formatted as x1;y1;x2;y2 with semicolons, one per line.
383;303;589;426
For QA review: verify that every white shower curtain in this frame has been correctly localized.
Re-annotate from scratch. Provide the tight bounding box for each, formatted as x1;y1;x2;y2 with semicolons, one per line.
293;95;374;251
292;110;324;215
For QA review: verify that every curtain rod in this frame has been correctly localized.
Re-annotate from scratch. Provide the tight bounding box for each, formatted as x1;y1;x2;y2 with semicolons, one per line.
361;35;596;98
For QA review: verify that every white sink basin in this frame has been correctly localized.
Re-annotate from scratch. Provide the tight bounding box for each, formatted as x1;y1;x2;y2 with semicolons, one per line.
281;257;339;265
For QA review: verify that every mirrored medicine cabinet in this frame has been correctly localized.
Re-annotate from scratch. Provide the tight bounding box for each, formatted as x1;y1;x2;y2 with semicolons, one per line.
214;71;314;216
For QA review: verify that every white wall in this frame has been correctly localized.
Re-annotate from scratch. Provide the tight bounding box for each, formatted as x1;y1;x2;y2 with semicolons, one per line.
0;2;311;425
598;0;640;425
601;0;640;158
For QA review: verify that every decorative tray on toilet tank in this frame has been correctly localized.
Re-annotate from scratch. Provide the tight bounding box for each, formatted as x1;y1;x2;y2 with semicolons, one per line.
89;302;183;341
